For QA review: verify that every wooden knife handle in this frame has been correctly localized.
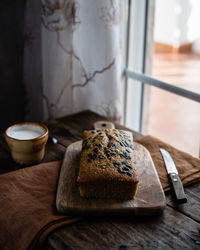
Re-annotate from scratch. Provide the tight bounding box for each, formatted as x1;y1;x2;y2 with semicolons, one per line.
169;173;187;204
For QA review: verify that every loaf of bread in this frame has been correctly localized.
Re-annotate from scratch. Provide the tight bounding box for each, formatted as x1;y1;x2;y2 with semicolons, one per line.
77;129;139;200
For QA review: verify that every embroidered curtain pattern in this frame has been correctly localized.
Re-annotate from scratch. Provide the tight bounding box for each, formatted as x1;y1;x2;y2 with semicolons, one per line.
24;0;125;122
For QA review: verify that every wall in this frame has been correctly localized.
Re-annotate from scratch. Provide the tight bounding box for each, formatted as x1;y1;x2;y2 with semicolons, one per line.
154;0;177;45
154;0;200;47
0;1;26;131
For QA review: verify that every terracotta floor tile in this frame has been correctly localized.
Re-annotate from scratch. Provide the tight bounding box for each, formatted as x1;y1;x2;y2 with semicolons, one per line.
147;53;200;157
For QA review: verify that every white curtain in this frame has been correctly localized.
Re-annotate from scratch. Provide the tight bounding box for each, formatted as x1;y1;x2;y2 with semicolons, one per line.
24;0;126;122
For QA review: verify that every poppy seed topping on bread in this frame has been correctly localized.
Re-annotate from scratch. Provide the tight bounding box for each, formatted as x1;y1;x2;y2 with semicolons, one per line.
77;129;139;200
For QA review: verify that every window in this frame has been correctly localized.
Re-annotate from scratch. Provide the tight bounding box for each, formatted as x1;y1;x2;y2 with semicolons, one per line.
124;0;200;157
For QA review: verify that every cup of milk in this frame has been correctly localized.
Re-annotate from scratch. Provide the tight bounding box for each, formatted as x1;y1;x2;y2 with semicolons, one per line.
5;122;48;165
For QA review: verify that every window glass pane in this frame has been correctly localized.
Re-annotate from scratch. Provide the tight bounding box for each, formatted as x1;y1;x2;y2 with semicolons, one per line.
153;0;200;94
152;53;200;94
146;87;200;157
142;0;200;157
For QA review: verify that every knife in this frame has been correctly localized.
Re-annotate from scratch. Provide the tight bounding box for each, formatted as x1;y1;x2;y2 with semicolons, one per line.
160;148;187;204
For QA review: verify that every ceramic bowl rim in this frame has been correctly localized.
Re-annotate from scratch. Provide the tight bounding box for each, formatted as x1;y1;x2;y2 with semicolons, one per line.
5;122;48;142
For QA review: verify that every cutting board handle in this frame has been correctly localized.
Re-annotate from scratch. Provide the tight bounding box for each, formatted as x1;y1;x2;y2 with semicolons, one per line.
93;121;115;130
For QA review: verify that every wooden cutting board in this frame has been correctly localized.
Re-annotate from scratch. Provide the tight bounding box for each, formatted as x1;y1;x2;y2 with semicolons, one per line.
56;141;166;216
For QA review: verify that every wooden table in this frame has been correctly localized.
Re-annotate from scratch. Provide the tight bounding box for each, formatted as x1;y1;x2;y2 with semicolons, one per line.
0;111;200;249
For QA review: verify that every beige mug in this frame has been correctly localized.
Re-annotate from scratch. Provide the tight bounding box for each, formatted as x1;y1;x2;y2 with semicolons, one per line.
5;122;48;165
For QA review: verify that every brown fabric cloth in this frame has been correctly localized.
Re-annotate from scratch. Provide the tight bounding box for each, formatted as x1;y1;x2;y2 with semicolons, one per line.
135;135;200;191
0;161;81;250
0;136;200;250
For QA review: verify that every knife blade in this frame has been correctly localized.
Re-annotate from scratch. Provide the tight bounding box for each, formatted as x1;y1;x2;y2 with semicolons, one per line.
160;148;187;204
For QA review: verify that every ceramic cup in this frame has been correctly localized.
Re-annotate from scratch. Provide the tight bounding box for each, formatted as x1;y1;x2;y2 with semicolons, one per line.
5;122;48;165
